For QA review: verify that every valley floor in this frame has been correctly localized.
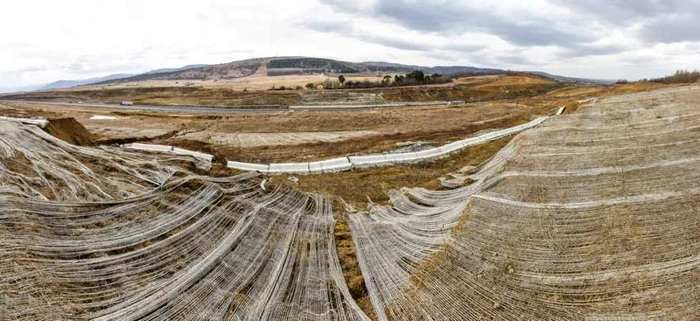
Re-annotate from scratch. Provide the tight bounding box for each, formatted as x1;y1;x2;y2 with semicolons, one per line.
1;82;698;320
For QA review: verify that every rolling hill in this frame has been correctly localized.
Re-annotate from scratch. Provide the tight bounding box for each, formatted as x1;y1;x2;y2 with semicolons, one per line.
97;57;518;85
0;57;613;94
40;73;137;90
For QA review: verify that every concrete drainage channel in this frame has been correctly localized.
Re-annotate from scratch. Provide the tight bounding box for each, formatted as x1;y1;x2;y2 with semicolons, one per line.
230;106;566;174
227;116;551;174
0;116;49;128
289;100;466;109
1;106;565;175
121;143;215;170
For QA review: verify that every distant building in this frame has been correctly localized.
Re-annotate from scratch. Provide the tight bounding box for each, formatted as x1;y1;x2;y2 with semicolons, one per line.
120;101;134;106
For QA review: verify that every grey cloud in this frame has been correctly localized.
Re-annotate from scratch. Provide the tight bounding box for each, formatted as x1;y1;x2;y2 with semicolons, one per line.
685;42;700;51
553;0;694;24
640;14;700;43
319;0;700;57
559;44;630;58
302;20;352;35
56;54;150;75
425;52;459;62
358;34;433;51
370;0;469;33
554;0;700;43
320;0;596;47
302;19;484;52
17;66;49;72
495;55;537;66
304;20;428;51
443;43;484;52
488;21;592;47
617;55;663;65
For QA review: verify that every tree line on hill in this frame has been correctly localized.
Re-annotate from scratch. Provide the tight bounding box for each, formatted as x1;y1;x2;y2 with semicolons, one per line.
267;70;552;91
302;70;451;90
649;70;700;84
618;70;700;85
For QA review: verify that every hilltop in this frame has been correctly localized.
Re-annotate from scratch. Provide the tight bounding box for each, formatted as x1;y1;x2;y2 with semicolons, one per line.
91;56;512;85
0;57;613;94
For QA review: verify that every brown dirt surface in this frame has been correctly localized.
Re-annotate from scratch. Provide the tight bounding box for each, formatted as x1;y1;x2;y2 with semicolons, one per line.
208;114;524;163
2;77;618;166
2;79;690;320
474;74;557;87
4;78;675;169
333;201;378;320
3;86;302;107
3;74;563;107
44;118;95;146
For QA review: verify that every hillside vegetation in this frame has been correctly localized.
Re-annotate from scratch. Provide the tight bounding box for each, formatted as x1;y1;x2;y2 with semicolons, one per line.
268;57;359;73
649;70;700;84
2;74;564;107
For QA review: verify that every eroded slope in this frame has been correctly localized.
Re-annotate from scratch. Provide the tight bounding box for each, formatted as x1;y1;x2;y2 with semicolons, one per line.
0;121;368;320
349;85;700;320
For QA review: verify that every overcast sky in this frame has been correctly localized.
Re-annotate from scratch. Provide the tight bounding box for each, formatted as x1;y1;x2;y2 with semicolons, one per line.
2;0;700;88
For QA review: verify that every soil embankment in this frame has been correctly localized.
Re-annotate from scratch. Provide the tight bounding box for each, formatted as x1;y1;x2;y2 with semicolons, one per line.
44;117;94;146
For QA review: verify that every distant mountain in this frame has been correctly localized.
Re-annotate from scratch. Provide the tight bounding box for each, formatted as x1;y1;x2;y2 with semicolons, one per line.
46;64;212;89
0;84;44;94
0;73;137;93
360;62;613;84
141;64;207;75
359;61;503;75
528;71;615;85
94;57;510;85
92;59;264;85
40;73;136;90
3;56;613;93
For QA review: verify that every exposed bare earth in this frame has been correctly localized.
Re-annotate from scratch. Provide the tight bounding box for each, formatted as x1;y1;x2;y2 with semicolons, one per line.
345;84;700;320
1;74;562;107
177;129;381;148
1;77;664;167
2;76;699;320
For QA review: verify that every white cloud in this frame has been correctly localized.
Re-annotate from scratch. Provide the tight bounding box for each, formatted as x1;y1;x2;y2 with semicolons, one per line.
1;0;699;87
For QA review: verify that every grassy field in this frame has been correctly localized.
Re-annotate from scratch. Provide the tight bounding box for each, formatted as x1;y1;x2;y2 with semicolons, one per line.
2;74;563;107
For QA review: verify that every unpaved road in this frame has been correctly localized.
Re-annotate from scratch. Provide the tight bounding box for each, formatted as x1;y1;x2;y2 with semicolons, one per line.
177;130;381;148
0;99;287;114
0;99;454;113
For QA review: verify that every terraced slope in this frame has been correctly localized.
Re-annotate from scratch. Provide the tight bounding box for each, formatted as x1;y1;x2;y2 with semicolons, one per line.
0;122;368;320
349;85;700;320
3;85;699;320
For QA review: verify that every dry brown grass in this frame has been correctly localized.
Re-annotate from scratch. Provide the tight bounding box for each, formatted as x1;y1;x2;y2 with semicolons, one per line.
3;74;564;107
547;81;667;99
332;201;378;320
3;86;301;107
474;74;557;87
202;115;524;164
275;137;512;321
73;73;393;92
377;75;563;103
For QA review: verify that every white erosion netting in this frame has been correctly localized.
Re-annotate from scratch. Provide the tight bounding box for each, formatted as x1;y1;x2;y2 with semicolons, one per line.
0;121;186;201
348;132;520;321
349;86;700;320
0;121;369;321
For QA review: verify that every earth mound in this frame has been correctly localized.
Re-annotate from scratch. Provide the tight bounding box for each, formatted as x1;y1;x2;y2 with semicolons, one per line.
44;117;94;146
